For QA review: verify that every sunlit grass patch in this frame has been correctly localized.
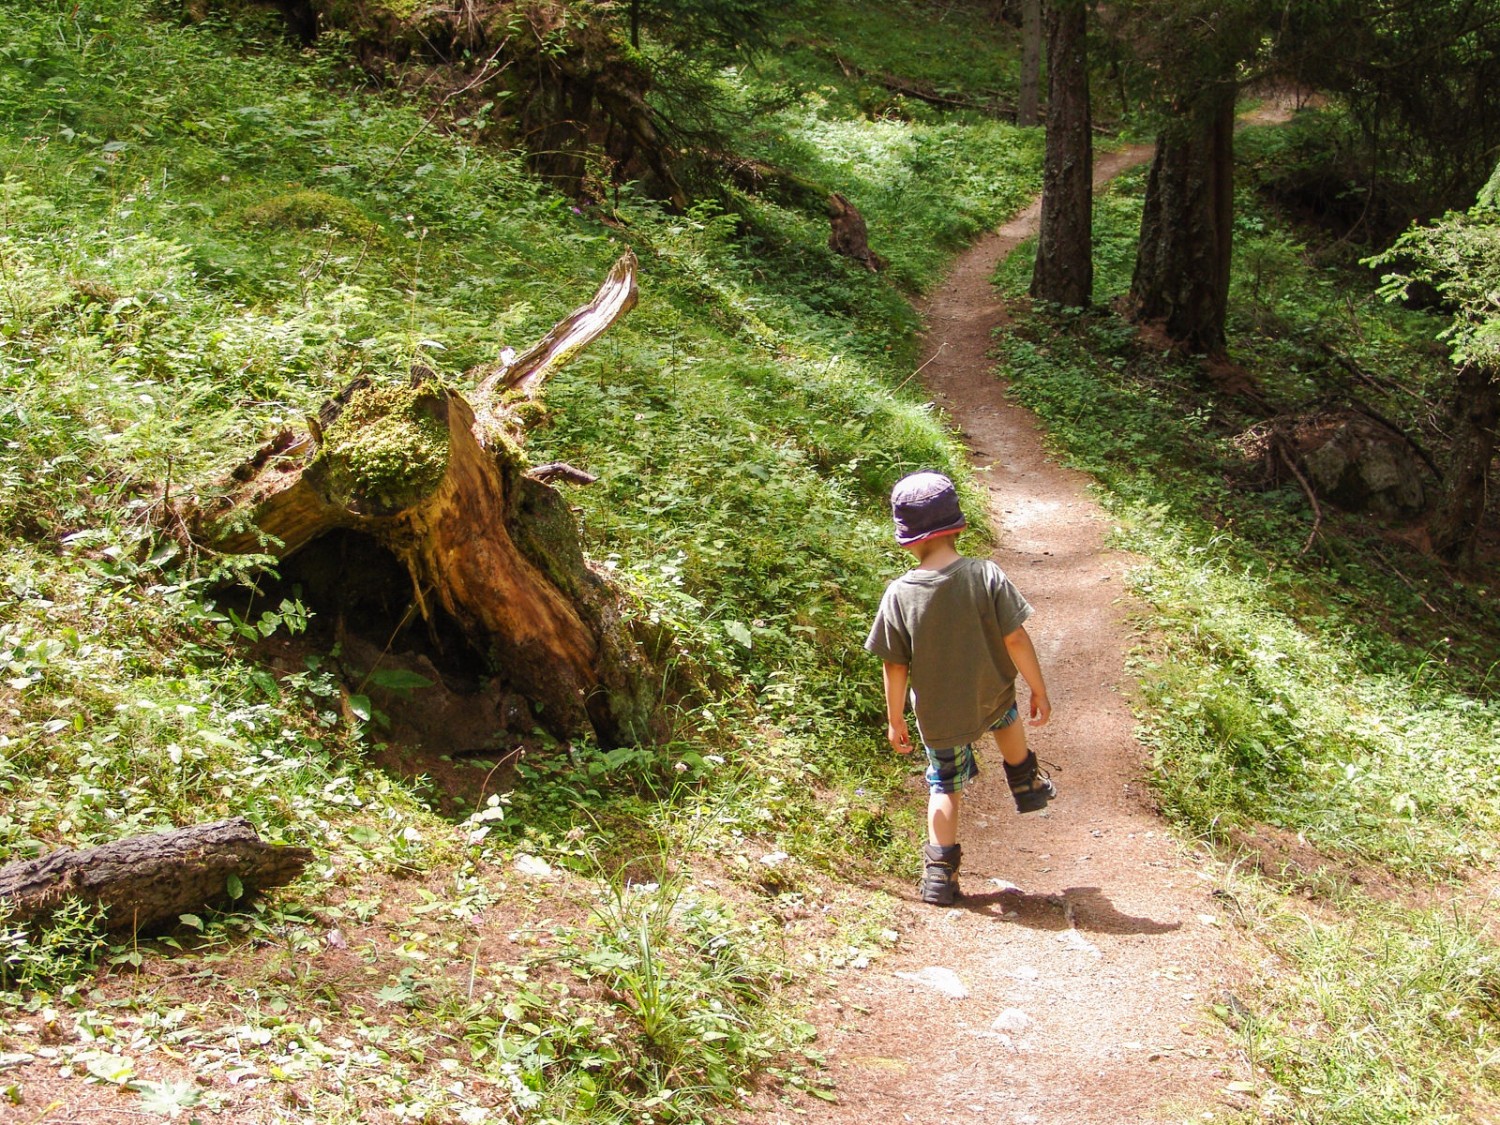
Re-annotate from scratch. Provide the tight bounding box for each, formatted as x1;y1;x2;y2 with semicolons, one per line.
995;315;1500;872
1225;878;1500;1124
787;0;1020;99
1121;512;1500;875
747;111;1044;291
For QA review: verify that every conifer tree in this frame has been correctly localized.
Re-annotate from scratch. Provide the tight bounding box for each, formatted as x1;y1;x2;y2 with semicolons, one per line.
1030;0;1092;308
1109;0;1270;358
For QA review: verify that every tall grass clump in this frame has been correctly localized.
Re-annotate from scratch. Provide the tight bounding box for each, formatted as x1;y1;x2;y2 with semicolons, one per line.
452;832;822;1122
1231;883;1500;1123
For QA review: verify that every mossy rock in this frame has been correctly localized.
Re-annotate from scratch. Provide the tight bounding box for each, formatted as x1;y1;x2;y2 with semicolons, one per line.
241;189;384;244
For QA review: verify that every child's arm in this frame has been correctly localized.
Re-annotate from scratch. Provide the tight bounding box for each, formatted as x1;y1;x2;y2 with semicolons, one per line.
1003;625;1052;726
881;661;914;754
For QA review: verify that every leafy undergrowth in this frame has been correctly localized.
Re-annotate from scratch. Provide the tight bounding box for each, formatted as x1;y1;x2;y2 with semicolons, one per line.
0;1;1027;1121
742;0;1042;293
785;0;1020;106
992;115;1500;1122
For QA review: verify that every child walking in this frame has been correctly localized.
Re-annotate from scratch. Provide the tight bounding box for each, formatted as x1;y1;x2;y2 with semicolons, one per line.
864;470;1054;905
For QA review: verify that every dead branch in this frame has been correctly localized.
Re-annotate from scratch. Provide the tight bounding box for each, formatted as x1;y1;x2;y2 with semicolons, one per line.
528;462;599;486
1319;341;1428;403
474;250;638;404
829;52;1013;117
1275;436;1324;555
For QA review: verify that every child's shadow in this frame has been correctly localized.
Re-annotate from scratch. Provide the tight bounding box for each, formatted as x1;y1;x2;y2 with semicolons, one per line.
954;884;1182;935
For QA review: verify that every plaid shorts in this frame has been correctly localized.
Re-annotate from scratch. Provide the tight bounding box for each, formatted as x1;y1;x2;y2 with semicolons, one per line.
923;705;1020;795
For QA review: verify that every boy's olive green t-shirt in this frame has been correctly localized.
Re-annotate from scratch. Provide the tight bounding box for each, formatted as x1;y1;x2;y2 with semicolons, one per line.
864;555;1034;750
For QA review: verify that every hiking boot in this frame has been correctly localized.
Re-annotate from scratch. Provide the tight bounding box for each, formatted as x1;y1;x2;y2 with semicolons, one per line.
920;843;962;906
1004;751;1056;813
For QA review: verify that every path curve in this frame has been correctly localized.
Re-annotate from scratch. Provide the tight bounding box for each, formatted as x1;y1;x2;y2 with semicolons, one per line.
784;147;1260;1123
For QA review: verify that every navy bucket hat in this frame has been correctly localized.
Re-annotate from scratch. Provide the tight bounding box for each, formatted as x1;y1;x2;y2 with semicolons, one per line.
891;470;966;545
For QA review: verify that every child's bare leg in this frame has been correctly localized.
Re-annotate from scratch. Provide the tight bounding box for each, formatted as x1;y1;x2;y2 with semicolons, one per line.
994;715;1030;766
928;792;960;846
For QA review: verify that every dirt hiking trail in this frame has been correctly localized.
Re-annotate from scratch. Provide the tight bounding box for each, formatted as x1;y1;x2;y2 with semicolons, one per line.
774;142;1284;1124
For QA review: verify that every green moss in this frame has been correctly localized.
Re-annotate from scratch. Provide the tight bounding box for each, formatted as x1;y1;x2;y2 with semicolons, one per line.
510;475;590;599
241;189;383;243
315;384;451;512
320;0;425;22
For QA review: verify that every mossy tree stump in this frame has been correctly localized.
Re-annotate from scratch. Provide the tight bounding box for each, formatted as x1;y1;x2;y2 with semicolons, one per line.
187;252;661;747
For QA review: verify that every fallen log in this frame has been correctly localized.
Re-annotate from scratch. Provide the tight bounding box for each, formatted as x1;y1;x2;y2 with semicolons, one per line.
715;158;887;271
827;52;1014;117
0;818;313;935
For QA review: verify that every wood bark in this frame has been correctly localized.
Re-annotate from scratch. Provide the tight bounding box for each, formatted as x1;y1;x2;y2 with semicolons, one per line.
1430;362;1499;565
1030;0;1092;308
1017;0;1042;127
0;819;311;935
828;192;885;272
717;158;885;269
719;156;828;212
1128;83;1237;357
187;252;663;747
476;251;640;400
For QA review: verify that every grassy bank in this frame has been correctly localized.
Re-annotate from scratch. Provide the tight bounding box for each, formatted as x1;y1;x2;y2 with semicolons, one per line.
0;1;1036;1120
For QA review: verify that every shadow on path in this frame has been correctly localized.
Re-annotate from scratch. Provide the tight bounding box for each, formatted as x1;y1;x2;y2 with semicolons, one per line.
947;884;1184;935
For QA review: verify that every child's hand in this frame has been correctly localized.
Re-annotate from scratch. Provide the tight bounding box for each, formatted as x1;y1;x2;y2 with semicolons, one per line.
1028;691;1052;727
887;720;913;754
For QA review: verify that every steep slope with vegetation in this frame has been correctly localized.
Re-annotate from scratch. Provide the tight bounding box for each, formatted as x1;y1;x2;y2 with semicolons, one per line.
3;1;1498;1122
0;1;1038;1120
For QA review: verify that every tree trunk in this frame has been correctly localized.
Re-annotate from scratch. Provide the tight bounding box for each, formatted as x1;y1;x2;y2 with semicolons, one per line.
1430;362;1499;565
0;819;311;935
1128;82;1237;357
186;253;664;748
1030;0;1092;308
1017;0;1042;127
